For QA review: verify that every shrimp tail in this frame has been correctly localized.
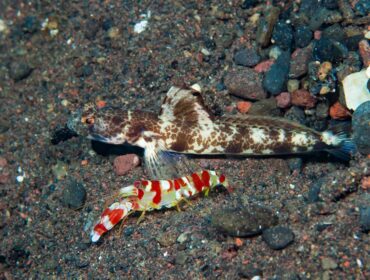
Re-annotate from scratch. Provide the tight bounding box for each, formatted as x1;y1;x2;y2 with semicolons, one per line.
90;200;133;242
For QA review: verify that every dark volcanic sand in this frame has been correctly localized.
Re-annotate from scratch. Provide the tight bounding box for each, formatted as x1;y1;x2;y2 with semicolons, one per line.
0;1;369;279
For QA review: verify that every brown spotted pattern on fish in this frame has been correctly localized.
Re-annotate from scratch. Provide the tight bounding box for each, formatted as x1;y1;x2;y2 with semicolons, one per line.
76;86;354;178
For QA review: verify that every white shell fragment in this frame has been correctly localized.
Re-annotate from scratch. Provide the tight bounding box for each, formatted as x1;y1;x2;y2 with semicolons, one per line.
342;67;370;111
134;11;151;34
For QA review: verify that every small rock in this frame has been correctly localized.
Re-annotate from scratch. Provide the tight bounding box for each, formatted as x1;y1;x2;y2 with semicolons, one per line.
321;257;338;270
285;106;306;125
84;19;99;39
262;226;294;250
313;38;348;64
272;21;293;50
359;206;370;232
329;102;351;120
0;157;7;168
0;172;10;184
113;154;140;176
22;16;39;34
275;92;291;109
354;0;370;16
338;0;354;20
156;231;177;247
263;51;290;95
342;69;370;111
256;6;280;48
237;101;252;114
177;232;189;244
234;48;260;67
269;46;282;60
287;158;303;173
295;26;312;48
61;180;87;209
75;64;93;77
248;98;279;116
225;68;267;100
9;61;33;81
289;45;312;78
309;7;330;30
291;90;317;108
175;251;187;265
211;204;279;237
352;101;370;155
254;59;274;73
52;161;68;180
241;0;259;9
316;102;329;119
287;80;299;93
358;40;370;67
238;264;263;278
322;23;345;43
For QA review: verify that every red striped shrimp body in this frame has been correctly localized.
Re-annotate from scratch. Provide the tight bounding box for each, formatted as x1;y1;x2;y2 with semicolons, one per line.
91;170;229;242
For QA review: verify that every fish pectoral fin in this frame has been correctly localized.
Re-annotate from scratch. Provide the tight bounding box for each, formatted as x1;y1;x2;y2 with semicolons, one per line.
144;141;198;180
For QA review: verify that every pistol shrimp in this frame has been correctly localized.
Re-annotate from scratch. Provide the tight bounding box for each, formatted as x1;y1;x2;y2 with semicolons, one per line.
91;170;229;242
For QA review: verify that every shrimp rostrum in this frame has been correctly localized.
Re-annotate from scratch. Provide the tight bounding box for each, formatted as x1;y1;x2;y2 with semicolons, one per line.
91;170;229;242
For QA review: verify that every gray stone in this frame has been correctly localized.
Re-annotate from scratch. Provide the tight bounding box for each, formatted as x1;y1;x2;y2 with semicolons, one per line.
262;226;295;250
225;68;267;100
9;61;33;81
61;180;87;209
263;51;290;95
234;48;260;67
211;204;278;237
352;101;370;154
321;257;338;270
359;206;370;232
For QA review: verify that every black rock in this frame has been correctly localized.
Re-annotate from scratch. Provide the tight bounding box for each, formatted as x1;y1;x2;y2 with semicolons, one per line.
263;51;290;95
9;61;33;82
295;26;312;48
61;180;87;209
238;264;263;278
309;8;330;30
272;21;293;50
84;19;99;39
234;48;260;67
204;38;216;50
313;38;348;64
241;0;259;9
306;179;324;203
287;157;303;173
211;204;279;237
284;106;306;125
322;0;338;9
355;0;370;16
343;35;364;51
262;226;295;250
359;206;370;232
51;125;78;145
102;19;114;31
352;101;370;155
22;16;39;34
322;24;345;43
76;64;93;77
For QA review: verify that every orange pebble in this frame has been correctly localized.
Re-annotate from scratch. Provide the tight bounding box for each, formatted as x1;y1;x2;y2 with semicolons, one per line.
96;100;107;109
235;238;243;247
236;101;252;114
343;261;351;268
361;176;370;190
81;159;88;166
329;102;351;120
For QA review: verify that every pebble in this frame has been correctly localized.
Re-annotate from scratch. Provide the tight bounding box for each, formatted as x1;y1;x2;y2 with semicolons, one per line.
175;251;187;265
84;19;99;40
263;51;290;95
234;48;260;67
338;0;354;20
313;38;348;63
329;102;350;120
287;158;303;173
113;154;140;176
275;92;291;109
316;102;329;119
322;23;345;43
156;231;177;247
248;98;279;116
211;204;278;237
354;0;370;16
256;6;280;48
254;59;274;73
291;89;317;108
321;257;338;270
0;157;7;168
237;101;252;114
262;226;294;250
61;180;87;209
272;21;293;50
284;106;306;125
241;0;259;9
224;68;267;100
9;61;33;82
342;69;370;111
309;7;330;30
22;16;39;34
52;161;68;180
268;46;282;60
238;264;263;278
75;64;93;77
289;45;312;78
352;101;370;155
359;206;370;232
294;26;312;48
358;40;370;67
287;80;299;93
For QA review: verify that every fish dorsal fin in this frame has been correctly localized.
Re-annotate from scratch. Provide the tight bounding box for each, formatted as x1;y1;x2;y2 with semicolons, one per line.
159;86;214;126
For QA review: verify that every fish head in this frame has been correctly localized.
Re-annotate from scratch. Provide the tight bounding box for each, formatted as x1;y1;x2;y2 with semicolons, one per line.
78;102;131;145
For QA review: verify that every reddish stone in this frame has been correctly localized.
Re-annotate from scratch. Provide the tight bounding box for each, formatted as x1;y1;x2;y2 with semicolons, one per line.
275;92;291;109
361;176;370;190
359;40;370;67
289;45;312;78
0;172;10;184
253;59;274;73
329;102;351;120
0;157;7;168
113;154;140;176
236;101;252;114
291;90;317;108
314;30;322;40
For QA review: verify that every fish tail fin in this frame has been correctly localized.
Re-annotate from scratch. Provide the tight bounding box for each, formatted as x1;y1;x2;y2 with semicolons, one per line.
321;123;356;161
